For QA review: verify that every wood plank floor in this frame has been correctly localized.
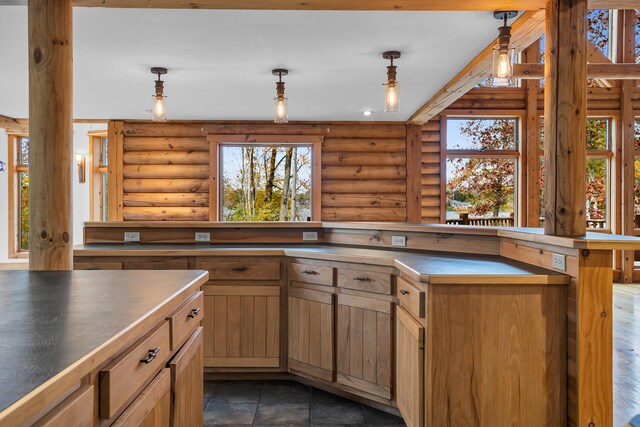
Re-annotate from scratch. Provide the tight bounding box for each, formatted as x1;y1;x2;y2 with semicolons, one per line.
614;284;640;426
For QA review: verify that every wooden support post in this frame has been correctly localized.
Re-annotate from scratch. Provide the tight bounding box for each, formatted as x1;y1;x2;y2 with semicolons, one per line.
524;41;541;227
543;0;587;236
28;0;73;270
405;124;422;223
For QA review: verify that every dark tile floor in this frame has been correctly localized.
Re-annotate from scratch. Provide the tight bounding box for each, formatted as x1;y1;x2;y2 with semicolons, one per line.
203;380;406;427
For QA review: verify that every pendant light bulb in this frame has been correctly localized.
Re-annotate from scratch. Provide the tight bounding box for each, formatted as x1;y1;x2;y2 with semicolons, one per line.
150;67;168;122
272;69;289;124
382;51;401;113
491;12;517;87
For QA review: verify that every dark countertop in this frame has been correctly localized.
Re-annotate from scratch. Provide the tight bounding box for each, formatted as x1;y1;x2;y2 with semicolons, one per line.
0;270;208;415
73;244;569;284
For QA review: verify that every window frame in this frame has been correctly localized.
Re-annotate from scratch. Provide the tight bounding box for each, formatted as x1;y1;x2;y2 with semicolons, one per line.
207;134;322;222
7;134;29;258
441;113;524;226
88;130;108;221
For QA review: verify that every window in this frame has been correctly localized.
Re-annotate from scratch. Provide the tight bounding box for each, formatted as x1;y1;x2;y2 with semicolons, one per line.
445;117;520;226
8;135;29;257
218;142;318;222
89;132;108;221
539;117;613;229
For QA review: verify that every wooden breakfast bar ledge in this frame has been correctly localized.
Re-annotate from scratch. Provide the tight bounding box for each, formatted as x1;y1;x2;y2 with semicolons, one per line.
71;221;640;427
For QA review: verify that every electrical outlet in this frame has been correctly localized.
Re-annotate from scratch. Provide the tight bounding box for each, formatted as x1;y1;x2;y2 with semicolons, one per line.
195;232;210;242
392;235;407;247
302;232;318;241
552;253;566;271
124;232;140;243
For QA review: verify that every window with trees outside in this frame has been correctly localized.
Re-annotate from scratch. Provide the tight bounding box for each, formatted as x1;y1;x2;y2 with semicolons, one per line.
89;132;108;221
539;117;613;229
8;135;29;257
445;117;519;226
219;144;313;221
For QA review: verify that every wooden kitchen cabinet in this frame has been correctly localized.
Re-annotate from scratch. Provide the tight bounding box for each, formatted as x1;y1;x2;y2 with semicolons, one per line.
336;294;392;400
288;287;334;382
111;368;172;427
395;306;424;427
170;327;204;427
202;285;280;368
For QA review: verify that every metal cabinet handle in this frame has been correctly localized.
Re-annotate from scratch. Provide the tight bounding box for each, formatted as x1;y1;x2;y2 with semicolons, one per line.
232;267;248;272
399;289;409;295
353;276;370;281
188;308;200;319
140;347;160;364
302;270;319;275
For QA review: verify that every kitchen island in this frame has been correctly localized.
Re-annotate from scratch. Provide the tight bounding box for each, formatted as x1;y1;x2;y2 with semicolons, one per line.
0;269;208;427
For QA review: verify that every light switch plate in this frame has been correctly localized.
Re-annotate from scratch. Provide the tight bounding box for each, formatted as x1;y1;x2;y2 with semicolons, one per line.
195;232;210;242
303;232;318;241
124;232;140;243
392;235;407;247
552;253;566;271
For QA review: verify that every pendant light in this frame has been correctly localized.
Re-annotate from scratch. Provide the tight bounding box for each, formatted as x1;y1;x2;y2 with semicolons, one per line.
150;67;168;121
272;69;289;123
491;11;517;87
382;51;401;112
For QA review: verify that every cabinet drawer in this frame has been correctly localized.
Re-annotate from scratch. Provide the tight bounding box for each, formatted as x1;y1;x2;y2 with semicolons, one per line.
396;278;425;319
100;322;171;419
197;258;280;281
289;262;334;287
34;385;94;427
123;258;188;270
167;291;204;351
337;267;391;295
75;261;123;270
111;368;171;427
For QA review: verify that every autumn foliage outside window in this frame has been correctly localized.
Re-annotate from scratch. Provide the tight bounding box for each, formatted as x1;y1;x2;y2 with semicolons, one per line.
220;145;312;222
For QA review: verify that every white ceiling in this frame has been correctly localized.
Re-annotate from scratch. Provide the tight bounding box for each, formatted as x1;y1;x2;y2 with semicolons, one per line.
0;6;505;122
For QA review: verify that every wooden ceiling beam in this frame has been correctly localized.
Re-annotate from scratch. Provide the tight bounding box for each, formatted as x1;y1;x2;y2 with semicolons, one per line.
408;9;545;125
0;115;28;134
514;62;640;79
72;0;639;10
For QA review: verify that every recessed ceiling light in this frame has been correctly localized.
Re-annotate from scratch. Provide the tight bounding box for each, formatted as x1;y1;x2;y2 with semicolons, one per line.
363;110;372;117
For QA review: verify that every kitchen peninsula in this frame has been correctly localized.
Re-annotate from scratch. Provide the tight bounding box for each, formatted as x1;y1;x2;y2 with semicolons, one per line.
70;220;637;426
0;270;208;427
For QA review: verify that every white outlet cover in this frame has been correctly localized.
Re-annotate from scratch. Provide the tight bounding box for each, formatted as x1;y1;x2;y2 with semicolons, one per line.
551;253;566;272
392;235;407;247
124;232;140;242
195;232;210;242
303;232;318;241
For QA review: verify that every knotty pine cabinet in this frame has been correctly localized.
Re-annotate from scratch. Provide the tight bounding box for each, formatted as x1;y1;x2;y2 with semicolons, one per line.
170;327;204;427
395;305;424;427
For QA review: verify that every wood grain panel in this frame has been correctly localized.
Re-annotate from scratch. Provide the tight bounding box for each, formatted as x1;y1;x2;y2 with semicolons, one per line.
124;137;208;151
336;294;392;399
122;207;209;221
202;285;280;368
322;193;406;207
169;327;203;427
322;152;406;166
123;165;210;179
111;368;171;427
123;179;209;193
395;307;424;427
123;193;210;207
123;151;209;165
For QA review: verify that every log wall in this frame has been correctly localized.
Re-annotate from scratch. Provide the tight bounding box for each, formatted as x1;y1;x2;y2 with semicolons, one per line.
108;121;413;222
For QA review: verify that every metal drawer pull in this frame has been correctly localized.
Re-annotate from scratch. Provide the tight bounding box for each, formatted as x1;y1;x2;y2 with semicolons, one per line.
302;270;319;275
353;276;370;281
399;289;409;295
232;267;248;272
140;347;160;364
188;308;200;318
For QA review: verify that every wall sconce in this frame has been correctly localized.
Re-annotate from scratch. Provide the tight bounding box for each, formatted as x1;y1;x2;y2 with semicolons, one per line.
75;153;85;184
151;67;168;121
491;11;517;87
382;51;401;112
272;69;289;123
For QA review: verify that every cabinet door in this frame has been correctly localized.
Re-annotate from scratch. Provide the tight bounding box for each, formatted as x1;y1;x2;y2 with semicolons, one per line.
170;327;204;427
288;287;334;382
202;285;280;368
112;368;171;427
396;306;424;427
336;294;392;400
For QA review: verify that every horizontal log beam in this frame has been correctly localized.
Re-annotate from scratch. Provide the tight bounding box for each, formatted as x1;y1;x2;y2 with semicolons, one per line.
73;0;639;10
409;10;545;124
0;115;28;134
514;63;640;79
